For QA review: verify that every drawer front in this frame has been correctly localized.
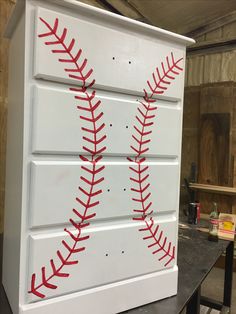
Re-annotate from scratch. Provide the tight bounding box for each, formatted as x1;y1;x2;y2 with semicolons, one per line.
32;86;182;157
30;161;179;228
28;218;177;302
34;7;185;98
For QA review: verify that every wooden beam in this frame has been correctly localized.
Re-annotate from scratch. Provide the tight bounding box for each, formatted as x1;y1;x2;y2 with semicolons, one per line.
186;10;236;39
79;0;109;10
106;0;142;20
97;0;123;15
189;183;236;196
187;37;236;55
106;0;152;24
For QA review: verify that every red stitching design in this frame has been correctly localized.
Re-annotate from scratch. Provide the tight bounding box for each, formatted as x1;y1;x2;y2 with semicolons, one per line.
38;17;94;90
143;52;183;102
129;53;183;267
29;17;106;299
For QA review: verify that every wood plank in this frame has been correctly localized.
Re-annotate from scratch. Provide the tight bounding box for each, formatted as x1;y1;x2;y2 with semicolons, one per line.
197;192;232;214
221;51;236;81
200;82;234;115
186;9;236;38
203;54;222;84
189;183;236;195
205;27;222;41
186;56;204;86
196;82;236;214
222;20;236;38
188;36;236;50
130;0;236;35
198;113;231;186
180;87;200;207
78;0;109;10
107;0;144;20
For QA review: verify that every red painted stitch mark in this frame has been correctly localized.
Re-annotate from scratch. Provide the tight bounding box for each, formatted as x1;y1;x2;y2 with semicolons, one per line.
38;17;95;90
128;53;183;267
143;52;183;102
29;17;106;299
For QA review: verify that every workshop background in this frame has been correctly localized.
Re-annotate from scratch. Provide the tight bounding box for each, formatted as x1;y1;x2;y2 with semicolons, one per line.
1;0;236;313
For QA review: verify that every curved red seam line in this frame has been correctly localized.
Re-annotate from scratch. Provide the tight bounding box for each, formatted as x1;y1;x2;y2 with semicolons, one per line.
144;54;183;102
29;17;106;298
131;106;175;265
39;17;87;88
130;53;183;266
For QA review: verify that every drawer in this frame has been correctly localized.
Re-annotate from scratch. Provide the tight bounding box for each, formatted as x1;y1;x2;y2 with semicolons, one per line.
32;85;182;157
29;160;180;228
28;218;177;302
34;7;185;98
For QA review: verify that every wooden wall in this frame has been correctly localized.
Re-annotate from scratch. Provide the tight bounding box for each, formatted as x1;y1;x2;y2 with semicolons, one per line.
181;18;236;214
0;0;15;233
180;86;200;205
185;20;236;86
181;82;236;214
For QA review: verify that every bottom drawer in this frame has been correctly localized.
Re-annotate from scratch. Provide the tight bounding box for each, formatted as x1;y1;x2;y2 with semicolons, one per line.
27;218;177;302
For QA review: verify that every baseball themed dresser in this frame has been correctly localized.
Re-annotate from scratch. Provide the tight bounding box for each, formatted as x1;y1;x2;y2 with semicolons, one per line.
3;1;194;313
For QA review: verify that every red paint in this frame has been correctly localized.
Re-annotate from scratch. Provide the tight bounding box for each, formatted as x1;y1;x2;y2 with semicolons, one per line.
39;17;94;88
129;53;184;267
143;52;183;102
29;17;106;299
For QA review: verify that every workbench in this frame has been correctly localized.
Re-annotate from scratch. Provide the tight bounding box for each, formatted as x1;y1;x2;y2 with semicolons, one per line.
0;221;234;314
126;221;234;314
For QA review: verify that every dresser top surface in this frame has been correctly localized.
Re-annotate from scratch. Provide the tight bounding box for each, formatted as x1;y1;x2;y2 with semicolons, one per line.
5;0;195;46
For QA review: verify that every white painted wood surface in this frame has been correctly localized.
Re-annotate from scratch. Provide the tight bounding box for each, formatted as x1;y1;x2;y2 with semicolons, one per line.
34;7;185;99
30;161;179;227
3;0;193;313
32;86;182;156
28;218;177;302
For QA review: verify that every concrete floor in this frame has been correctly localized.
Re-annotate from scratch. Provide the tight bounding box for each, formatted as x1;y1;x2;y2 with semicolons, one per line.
200;267;236;314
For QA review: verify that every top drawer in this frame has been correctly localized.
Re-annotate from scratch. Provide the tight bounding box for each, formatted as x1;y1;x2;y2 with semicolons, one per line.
34;7;185;98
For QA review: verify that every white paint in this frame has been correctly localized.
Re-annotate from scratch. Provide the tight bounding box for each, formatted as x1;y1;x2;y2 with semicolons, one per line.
34;7;186;98
3;0;192;313
20;266;178;314
29;161;179;227
32;85;182;156
28;219;177;302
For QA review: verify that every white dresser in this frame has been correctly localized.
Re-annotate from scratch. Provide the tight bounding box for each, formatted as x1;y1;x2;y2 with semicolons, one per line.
3;1;194;313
